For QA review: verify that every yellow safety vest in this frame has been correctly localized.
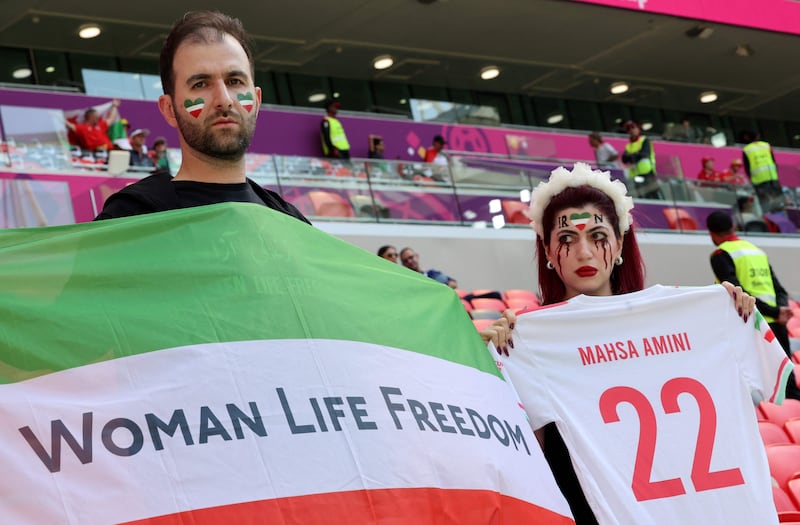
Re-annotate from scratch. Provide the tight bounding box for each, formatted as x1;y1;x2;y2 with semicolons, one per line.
743;141;778;186
624;136;655;178
716;239;777;322
321;116;350;155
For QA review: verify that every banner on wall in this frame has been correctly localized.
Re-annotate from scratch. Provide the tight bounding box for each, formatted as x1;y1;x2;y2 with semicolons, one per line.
0;203;573;525
569;0;800;36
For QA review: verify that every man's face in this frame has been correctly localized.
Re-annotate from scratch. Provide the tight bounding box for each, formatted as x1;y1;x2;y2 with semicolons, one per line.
131;133;146;148
85;110;99;126
164;34;261;162
400;250;420;271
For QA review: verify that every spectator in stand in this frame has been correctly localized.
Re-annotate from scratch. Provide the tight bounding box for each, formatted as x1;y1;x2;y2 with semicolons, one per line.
320;98;350;160
94;10;308;224
706;210;799;400
368;135;385;159
424;135;448;166
149;136;170;170
672;117;701;143
65;99;121;153
696;156;723;184
720;158;749;185
399;247;457;288
741;131;782;210
128;128;153;168
587;132;618;171
621;120;662;199
377;245;398;262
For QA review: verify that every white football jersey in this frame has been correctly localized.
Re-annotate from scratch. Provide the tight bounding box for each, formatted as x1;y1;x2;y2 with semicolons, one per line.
500;285;791;525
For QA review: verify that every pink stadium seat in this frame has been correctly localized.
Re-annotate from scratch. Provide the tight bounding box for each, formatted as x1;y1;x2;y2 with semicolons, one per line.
501;200;531;225
662;207;698;231
766;444;800;490
455;289;470;299
470;298;508;312
505;297;535;311
761;421;792;445
461;299;472;312
788;479;800;511
775;483;798;513
502;289;539;303
308;191;354;218
471;319;495;332
785;419;800;444
762;400;800;427
471;289;499;297
788;317;800;338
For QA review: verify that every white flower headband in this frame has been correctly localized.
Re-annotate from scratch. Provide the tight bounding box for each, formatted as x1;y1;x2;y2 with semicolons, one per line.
525;162;634;238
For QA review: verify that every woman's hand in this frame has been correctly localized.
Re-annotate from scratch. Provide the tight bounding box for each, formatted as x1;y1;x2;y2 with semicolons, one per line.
720;281;756;322
480;309;517;356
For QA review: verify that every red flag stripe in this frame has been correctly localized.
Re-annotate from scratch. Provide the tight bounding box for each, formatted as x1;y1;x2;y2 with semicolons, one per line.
121;487;574;525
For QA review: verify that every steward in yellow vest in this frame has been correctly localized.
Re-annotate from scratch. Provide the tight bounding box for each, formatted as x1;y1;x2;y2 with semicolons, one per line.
741;131;782;210
621;121;662;199
320;99;350;160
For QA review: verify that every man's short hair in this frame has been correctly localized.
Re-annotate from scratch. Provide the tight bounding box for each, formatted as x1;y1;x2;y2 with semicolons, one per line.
84;108;98;120
706;210;734;233
160;10;254;97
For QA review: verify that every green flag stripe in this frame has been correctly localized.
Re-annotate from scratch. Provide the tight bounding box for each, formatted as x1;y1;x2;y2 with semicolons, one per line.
0;203;498;383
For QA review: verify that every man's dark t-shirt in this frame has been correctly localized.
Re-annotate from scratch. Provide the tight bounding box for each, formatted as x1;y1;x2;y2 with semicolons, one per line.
94;171;310;224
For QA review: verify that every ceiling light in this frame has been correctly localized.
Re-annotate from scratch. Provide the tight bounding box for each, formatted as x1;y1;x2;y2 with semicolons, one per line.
480;66;500;80
12;67;32;79
78;23;101;39
699;91;718;104
45;66;55;73
735;44;754;57
610;82;629;95
546;113;564;125
308;92;326;103
372;55;394;70
685;25;714;39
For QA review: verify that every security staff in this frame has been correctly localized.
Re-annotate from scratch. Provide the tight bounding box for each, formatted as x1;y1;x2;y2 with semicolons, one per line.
621;120;662;199
320;98;350;160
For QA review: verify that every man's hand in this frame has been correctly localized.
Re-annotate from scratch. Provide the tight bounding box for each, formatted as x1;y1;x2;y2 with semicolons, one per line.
778;306;794;325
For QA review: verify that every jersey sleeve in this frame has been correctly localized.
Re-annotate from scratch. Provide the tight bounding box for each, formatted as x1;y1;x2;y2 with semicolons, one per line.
738;311;794;405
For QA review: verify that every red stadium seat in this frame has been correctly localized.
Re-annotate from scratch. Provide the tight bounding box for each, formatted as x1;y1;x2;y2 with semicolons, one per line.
785;419;800;444
461;299;473;312
762;400;800;427
471;319;495;332
505;297;535;311
455;289;470;299
788;479;800;511
662;207;698;231
308;191;354;218
502;289;539;303
788;317;800;338
779;510;800;523
766;444;800;490
761;421;792;445
775;483;798;513
501;200;531;225
471;289;500;297
470;298;507;312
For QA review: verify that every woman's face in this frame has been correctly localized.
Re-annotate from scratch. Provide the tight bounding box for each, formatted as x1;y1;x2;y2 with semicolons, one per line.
545;205;623;300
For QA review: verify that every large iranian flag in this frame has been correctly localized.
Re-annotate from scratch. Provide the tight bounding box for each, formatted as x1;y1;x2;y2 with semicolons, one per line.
0;203;573;524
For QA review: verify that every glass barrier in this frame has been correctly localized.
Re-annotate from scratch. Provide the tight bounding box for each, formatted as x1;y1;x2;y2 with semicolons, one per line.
1;149;798;234
0;106;73;170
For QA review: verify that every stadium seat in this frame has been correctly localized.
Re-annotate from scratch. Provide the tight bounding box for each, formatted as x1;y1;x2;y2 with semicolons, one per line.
471;318;495;332
505;297;535;311
502;289;539;303
471;289;500;297
501;200;531;225
788;317;800;339
455;289;470;299
470;298;508;312
785;419;800;444
662;207;698;231
469;309;502;320
762;400;800;428
308;191;354;218
761;421;792;445
779;510;800;523
775;483;798;513
461;299;472;312
766;444;800;490
788;479;800;511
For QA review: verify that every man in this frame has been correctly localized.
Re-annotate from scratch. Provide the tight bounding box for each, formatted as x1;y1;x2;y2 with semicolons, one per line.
65;99;120;152
621;120;662;199
128;128;153;168
587;131;618;171
149;136;170;170
697;156;722;184
424;135;448;166
741;131;782;211
400;247;457;288
320;98;350;160
95;11;307;223
706;210;798;400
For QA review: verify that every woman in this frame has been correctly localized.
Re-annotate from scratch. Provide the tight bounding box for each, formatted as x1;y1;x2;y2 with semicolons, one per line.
481;163;754;524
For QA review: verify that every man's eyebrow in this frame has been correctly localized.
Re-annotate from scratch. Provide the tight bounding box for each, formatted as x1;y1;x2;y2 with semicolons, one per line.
185;73;210;86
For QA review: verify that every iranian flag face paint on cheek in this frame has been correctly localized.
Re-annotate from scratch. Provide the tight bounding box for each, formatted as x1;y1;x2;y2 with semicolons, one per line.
237;92;255;112
184;98;205;118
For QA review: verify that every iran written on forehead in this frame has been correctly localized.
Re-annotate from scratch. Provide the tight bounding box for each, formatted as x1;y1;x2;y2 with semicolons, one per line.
556;209;607;230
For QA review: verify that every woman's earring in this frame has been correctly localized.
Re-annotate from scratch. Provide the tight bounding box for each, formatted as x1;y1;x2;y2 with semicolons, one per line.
615;255;624;266
546;260;554;270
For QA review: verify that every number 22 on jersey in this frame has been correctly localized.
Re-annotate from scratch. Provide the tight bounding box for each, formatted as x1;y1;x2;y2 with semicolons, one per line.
599;377;745;502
